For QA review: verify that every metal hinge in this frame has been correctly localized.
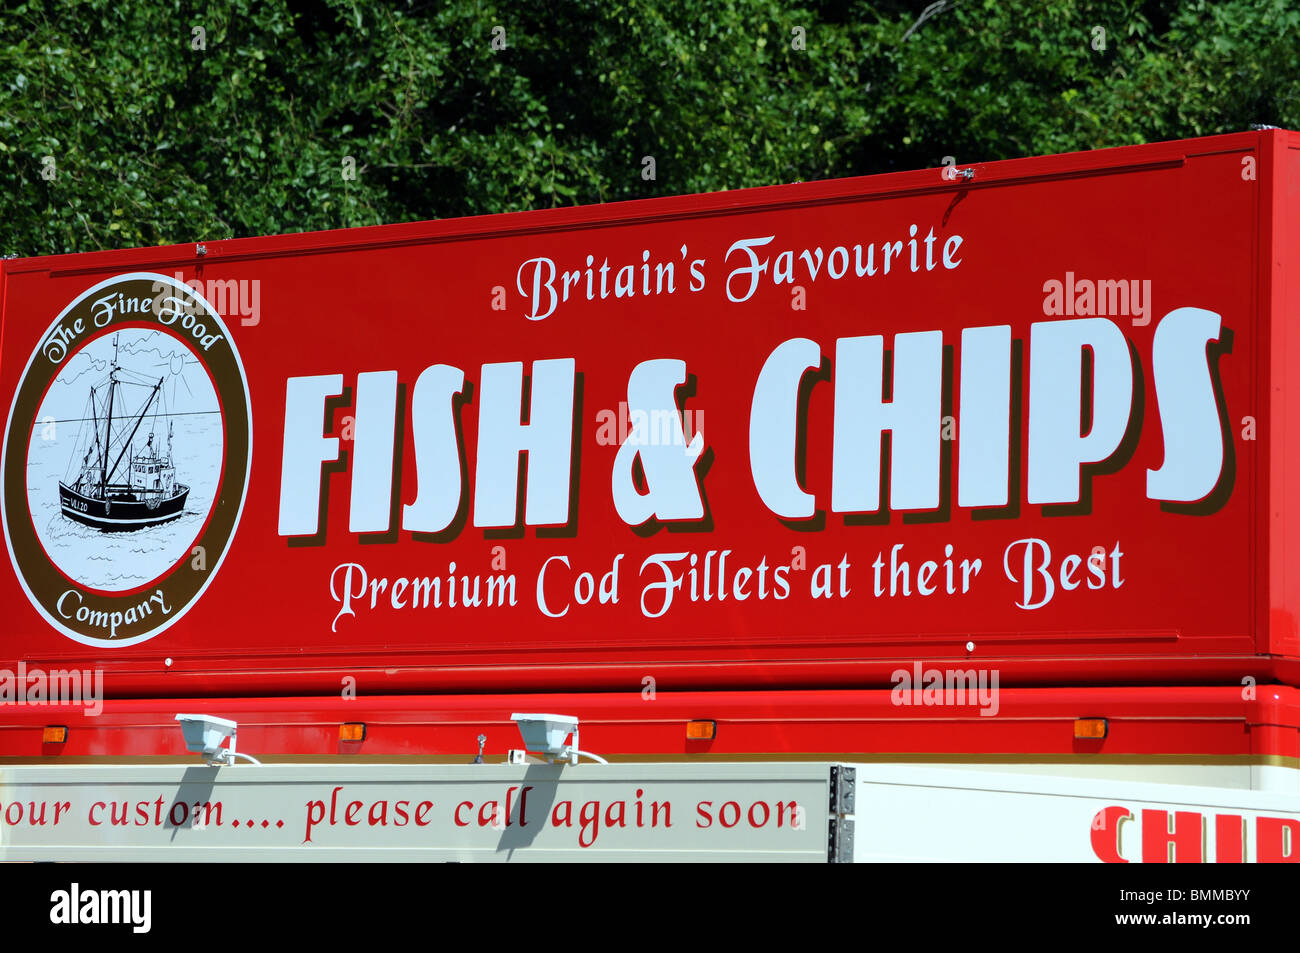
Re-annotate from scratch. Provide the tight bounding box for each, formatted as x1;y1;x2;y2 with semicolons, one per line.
827;765;856;862
828;817;855;863
829;765;856;815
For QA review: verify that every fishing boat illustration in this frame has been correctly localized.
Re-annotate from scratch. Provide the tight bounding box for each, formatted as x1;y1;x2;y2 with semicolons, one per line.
58;335;189;531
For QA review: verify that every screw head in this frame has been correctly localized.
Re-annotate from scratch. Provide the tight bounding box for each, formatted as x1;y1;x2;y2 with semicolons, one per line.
965;641;975;653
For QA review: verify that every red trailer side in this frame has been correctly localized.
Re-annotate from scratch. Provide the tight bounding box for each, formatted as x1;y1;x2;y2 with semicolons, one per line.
1;131;1298;778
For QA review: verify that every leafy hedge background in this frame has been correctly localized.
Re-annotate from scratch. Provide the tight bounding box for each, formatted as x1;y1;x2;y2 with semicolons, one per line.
2;0;1297;256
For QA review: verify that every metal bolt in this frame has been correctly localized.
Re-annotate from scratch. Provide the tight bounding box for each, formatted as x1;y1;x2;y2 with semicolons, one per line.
965;641;975;653
196;244;207;257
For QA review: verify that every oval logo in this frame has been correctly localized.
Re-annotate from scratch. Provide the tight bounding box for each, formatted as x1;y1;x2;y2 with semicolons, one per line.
2;273;252;646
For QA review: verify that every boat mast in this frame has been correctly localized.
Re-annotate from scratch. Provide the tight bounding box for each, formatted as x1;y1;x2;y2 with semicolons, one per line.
87;385;103;486
104;377;164;487
99;335;119;496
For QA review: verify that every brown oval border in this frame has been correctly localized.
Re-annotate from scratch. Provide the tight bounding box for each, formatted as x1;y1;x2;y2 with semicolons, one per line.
2;273;252;647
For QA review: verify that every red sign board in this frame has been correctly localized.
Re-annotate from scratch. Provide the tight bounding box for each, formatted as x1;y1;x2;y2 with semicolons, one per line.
3;130;1299;695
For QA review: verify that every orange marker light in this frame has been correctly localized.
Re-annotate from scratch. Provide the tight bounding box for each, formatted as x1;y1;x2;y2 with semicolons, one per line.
43;726;68;744
339;723;367;742
1074;718;1108;740
685;720;717;741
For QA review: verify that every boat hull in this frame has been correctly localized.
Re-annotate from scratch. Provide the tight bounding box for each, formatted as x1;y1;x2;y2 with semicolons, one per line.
58;482;189;531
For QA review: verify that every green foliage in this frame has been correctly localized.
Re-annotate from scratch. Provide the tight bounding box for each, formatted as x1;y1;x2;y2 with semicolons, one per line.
1;0;1297;256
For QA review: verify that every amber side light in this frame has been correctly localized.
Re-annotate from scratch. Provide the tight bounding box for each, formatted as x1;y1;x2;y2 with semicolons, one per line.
43;726;68;744
339;723;367;742
686;720;717;741
1074;718;1108;740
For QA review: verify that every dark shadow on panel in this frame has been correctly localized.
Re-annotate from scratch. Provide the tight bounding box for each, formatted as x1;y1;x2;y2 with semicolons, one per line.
493;764;564;857
943;188;969;226
165;766;220;843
